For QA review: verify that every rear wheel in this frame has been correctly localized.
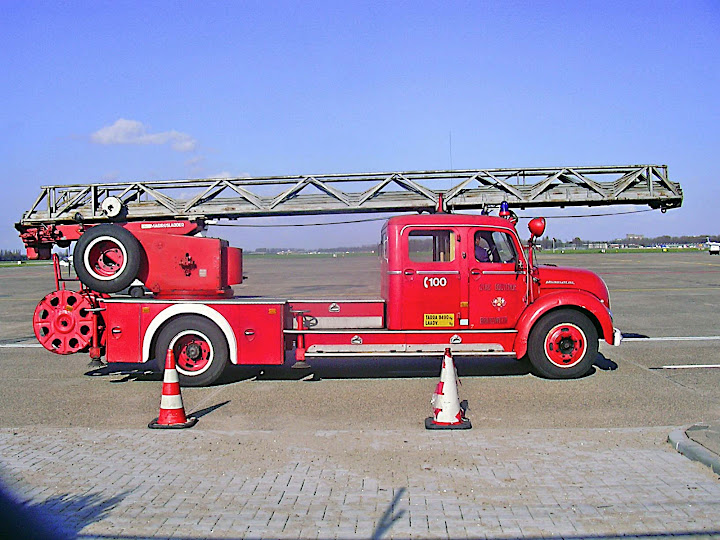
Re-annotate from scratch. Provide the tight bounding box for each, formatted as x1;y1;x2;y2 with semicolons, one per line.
527;309;598;379
73;224;141;293
155;315;229;387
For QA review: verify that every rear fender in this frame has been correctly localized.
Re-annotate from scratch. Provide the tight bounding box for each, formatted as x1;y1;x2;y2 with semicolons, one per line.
141;303;238;364
514;291;614;358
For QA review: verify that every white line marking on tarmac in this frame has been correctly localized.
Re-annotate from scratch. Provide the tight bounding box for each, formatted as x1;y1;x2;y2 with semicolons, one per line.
659;364;720;369
623;336;720;342
0;344;42;348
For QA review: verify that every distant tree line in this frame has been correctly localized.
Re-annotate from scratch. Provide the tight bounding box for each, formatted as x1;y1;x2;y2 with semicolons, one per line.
316;244;378;253
619;234;715;246
0;249;26;261
252;244;378;254
537;234;716;249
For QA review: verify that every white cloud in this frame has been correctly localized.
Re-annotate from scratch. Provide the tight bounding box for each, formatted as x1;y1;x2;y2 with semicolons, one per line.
185;155;204;167
91;118;197;152
185;155;206;175
211;171;252;179
100;171;120;182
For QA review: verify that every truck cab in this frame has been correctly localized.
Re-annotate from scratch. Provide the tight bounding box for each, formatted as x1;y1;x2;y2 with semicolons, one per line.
379;213;620;378
381;214;528;331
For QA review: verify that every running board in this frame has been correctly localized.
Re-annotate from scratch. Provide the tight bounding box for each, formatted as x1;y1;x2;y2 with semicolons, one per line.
305;343;514;357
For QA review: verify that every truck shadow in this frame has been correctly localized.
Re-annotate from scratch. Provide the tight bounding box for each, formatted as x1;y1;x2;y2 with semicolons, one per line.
85;353;616;384
85;364;162;382
222;353;616;382
221;355;531;382
594;352;618;371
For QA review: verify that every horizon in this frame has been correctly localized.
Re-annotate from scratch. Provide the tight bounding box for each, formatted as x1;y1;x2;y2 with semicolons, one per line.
2;225;718;258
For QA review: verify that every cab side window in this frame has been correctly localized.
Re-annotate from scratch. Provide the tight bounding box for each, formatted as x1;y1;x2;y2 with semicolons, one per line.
380;229;388;261
492;231;517;263
409;230;455;262
475;231;517;263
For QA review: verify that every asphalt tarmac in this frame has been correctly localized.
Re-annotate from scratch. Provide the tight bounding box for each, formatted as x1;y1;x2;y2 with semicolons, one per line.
2;252;719;431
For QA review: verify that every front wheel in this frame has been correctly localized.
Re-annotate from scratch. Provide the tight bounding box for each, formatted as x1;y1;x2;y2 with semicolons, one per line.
527;309;598;379
155;315;229;386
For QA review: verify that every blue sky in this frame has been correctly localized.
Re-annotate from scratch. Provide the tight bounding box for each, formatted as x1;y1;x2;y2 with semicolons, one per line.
1;1;719;250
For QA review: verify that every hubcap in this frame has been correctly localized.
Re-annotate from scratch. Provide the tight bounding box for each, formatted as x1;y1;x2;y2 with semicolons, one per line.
169;331;214;376
84;236;128;280
544;323;587;368
185;342;203;361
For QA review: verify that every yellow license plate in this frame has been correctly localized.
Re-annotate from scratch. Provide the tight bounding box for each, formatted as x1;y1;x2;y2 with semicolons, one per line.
424;313;455;327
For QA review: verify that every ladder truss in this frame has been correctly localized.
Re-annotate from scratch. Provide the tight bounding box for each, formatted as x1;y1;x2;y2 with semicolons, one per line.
18;165;682;225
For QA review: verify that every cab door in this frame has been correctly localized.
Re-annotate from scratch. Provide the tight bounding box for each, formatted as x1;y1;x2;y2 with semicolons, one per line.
467;228;527;329
401;227;462;330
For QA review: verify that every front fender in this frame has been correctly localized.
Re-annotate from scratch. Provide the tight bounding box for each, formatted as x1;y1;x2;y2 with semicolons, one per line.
514;290;614;358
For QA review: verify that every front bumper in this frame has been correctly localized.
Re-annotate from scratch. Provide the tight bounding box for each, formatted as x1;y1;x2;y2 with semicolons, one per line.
613;327;623;346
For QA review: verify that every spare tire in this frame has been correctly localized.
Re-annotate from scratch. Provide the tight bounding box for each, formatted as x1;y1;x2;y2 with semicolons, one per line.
73;224;142;293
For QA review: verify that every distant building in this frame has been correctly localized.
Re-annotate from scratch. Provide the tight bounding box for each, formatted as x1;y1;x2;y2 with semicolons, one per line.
626;234;644;241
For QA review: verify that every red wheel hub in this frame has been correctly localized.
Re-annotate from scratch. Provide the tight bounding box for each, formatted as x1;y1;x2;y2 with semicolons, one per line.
33;290;94;354
544;323;587;368
87;240;125;277
172;334;212;373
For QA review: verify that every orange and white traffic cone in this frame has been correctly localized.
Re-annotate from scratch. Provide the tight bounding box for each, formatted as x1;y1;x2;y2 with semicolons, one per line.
425;348;471;430
148;349;198;429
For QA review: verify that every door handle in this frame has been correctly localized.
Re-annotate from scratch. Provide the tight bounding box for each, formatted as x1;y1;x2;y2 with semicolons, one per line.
403;269;415;276
470;269;481;275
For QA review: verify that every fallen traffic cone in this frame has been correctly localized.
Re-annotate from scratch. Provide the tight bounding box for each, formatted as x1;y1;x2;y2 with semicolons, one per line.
148;349;198;429
425;348;471;430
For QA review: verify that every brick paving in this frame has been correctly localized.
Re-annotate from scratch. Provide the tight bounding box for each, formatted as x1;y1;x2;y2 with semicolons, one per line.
1;426;719;539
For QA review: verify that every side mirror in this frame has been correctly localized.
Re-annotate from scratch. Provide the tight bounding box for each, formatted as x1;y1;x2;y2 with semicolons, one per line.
528;217;546;239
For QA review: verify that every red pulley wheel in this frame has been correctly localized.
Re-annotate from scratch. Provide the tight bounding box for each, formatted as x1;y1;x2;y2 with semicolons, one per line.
33;290;95;355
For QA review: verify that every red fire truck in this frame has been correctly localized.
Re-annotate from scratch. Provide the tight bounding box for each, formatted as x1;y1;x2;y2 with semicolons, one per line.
16;166;682;385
